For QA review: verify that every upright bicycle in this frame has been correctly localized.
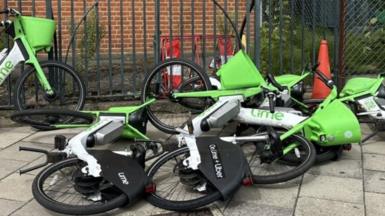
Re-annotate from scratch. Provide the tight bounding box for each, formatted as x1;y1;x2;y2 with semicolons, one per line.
0;8;85;110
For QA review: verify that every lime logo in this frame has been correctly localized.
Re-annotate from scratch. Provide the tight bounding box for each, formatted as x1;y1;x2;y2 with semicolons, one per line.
251;109;284;121
0;61;13;83
344;131;353;139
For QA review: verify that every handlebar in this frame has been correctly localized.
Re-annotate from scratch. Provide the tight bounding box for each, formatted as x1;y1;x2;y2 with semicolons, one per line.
0;8;20;16
314;69;334;89
0;9;10;14
0;20;12;28
310;63;334;89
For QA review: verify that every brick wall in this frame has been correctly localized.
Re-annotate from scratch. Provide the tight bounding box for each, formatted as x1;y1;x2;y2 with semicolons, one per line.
1;0;250;56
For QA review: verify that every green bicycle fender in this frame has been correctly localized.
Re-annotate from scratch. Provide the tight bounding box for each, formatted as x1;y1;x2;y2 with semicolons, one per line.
274;72;311;89
339;76;384;100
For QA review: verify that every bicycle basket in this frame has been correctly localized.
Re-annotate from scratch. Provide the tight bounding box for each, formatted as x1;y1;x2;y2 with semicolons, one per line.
216;50;266;90
20;16;56;52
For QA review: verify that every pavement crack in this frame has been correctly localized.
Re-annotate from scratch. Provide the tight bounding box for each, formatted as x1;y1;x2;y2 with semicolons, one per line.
7;198;33;216
292;174;304;216
360;142;367;216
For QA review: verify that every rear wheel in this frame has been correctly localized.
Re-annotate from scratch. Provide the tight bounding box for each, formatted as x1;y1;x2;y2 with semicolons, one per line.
32;158;127;215
242;132;316;184
141;59;212;134
146;147;222;211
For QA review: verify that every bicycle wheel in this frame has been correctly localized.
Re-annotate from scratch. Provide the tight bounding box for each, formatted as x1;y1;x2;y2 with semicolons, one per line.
14;61;86;111
32;158;128;215
146;147;222;211
141;59;212;134
11;109;95;130
242;132;316;184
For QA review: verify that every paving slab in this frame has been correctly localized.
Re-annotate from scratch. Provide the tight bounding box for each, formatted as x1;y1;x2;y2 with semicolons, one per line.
364;170;385;194
0;141;52;162
309;159;362;179
0;173;34;202
111;200;172;216
0;127;34;149
364;153;385;172
362;141;385;155
0;198;24;216
227;182;300;209
365;192;385;216
295;196;364;216
146;123;173;142
22;128;83;144
223;201;292;216
0;158;27;180
340;144;362;160
10;200;69;216
1;126;36;134
300;174;363;204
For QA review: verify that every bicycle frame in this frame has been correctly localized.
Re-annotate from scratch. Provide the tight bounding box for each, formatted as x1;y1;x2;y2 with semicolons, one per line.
173;85;362;170
45;99;156;140
0;15;54;94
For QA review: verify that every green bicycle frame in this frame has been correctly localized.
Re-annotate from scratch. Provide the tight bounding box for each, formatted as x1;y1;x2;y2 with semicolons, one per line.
0;15;56;94
51;99;156;140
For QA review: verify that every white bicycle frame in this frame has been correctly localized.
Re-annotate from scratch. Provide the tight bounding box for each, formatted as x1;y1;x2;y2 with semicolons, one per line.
177;95;307;170
0;42;26;84
356;96;385;120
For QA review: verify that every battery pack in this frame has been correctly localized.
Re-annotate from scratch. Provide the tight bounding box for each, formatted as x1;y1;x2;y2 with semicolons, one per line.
94;121;124;145
206;100;240;128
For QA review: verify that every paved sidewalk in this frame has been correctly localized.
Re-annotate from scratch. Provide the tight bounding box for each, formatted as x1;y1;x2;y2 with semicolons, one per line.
0;123;384;216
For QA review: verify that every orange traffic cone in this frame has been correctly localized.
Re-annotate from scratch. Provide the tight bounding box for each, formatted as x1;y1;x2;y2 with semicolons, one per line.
311;40;332;99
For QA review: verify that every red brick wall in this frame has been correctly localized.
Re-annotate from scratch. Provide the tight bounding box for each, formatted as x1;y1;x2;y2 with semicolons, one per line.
1;0;251;56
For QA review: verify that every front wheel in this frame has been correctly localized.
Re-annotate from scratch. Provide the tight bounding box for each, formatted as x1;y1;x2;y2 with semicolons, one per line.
146;147;222;211
242;132;316;184
14;61;86;111
32;158;128;215
141;59;212;134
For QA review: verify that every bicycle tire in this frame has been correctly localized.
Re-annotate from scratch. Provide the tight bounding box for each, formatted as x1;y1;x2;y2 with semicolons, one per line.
244;133;316;184
141;59;212;134
146;147;222;211
14;61;86;111
32;158;128;215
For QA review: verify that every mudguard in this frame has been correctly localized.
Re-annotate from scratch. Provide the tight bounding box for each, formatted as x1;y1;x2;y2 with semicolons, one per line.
89;150;147;205
196;137;247;200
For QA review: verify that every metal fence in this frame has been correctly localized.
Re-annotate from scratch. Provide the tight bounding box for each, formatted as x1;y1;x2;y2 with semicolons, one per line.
342;0;385;76
0;0;383;109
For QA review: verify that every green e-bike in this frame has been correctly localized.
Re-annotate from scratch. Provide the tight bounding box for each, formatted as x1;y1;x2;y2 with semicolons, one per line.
0;8;85;110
